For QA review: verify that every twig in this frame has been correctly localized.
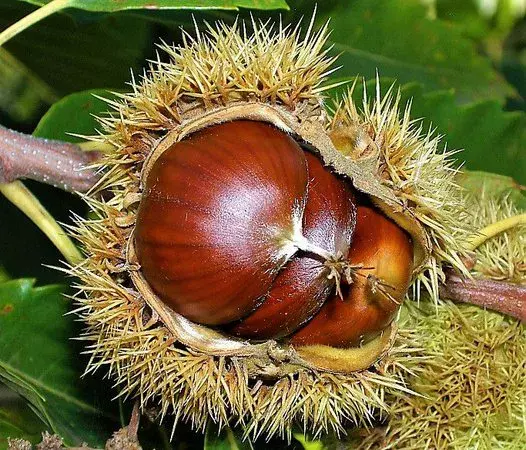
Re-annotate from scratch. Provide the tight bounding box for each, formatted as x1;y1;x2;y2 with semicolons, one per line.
127;401;141;441
0;0;74;47
0;125;99;264
440;270;526;322
2;126;525;325
0;125;100;193
0;181;83;265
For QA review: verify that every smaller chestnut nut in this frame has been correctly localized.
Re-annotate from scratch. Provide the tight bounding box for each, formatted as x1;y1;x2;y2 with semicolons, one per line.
227;151;357;339
290;206;413;348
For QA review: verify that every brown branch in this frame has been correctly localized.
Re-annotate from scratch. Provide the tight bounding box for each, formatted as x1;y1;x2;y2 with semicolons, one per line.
440;270;526;322
127;401;141;441
0;125;100;193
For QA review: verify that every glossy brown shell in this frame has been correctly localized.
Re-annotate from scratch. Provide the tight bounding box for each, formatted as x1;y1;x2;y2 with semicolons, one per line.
134;120;308;325
290;206;413;347
227;152;357;339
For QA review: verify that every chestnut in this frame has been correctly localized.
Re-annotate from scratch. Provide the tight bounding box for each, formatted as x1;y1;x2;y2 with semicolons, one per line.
69;17;473;438
227;151;357;339
135;120;310;325
290;206;413;348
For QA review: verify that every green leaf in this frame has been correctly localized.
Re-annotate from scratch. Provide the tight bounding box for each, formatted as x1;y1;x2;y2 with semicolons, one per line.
293;433;325;450
204;424;253;450
399;83;526;184
0;385;47;449
0;279;120;447
33;89;110;142
0;48;58;124
437;0;525;41
501;19;526;111
456;170;526;210
0;269;9;284
21;0;289;11
435;0;491;40
1;2;151;96
324;0;514;103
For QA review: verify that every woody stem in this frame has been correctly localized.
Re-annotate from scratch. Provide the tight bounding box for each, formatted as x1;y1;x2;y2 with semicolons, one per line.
0;125;100;192
0;125;101;265
440;270;526;322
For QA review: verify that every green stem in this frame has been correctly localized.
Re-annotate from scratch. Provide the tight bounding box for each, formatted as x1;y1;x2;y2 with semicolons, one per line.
0;181;82;265
467;213;526;251
78;140;115;152
0;0;73;47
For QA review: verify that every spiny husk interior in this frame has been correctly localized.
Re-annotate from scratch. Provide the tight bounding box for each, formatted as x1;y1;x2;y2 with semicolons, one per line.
69;199;418;439
328;84;472;300
70;17;479;438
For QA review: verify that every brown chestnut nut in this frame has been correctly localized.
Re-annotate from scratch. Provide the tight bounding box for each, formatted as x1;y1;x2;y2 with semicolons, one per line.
134;120;309;325
227;151;357;339
290;206;413;348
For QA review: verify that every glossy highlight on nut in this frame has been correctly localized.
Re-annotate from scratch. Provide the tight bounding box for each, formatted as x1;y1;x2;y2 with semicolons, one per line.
135;119;413;348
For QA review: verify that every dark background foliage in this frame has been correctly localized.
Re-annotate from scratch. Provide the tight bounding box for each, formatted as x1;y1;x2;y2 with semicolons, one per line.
0;0;525;448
